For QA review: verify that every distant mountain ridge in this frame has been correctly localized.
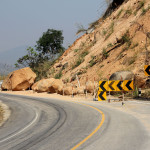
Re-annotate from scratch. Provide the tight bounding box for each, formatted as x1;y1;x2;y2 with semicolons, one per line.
0;45;28;66
0;63;15;75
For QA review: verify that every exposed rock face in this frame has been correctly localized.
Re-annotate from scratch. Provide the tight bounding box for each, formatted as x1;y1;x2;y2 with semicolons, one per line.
32;78;55;92
48;79;64;94
1;67;36;91
109;71;134;80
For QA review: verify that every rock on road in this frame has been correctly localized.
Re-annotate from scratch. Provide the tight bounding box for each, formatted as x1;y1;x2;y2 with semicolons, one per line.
0;93;149;150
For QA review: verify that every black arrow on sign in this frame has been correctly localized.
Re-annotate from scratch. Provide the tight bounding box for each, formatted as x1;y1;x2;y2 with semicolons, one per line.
126;81;132;90
145;65;150;76
117;81;123;91
109;81;115;91
99;91;105;100
100;81;107;91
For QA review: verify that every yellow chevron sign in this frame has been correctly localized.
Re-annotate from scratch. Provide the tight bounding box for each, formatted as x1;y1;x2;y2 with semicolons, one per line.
98;91;107;101
115;80;124;91
99;81;108;91
108;80;116;91
123;80;134;91
99;80;134;92
144;65;150;76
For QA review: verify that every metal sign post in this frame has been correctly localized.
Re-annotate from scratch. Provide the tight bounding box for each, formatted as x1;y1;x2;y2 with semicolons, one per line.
85;76;88;98
107;74;110;103
121;76;125;106
94;77;96;99
76;74;80;87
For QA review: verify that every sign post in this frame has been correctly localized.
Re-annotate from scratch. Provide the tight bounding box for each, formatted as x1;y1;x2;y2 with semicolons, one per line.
85;76;88;98
107;74;110;103
94;77;96;99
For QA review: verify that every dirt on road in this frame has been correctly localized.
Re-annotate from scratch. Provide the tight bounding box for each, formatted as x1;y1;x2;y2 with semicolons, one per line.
0;105;3;124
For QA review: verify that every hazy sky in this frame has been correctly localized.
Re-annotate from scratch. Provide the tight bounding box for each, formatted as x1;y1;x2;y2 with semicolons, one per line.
0;0;107;53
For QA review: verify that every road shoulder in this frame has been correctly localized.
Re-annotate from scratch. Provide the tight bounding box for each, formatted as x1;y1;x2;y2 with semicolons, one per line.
0;100;11;127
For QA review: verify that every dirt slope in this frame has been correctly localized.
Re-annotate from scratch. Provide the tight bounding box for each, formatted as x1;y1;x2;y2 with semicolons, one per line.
48;0;150;86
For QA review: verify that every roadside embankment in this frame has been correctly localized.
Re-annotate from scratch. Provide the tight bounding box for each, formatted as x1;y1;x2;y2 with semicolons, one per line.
0;101;11;127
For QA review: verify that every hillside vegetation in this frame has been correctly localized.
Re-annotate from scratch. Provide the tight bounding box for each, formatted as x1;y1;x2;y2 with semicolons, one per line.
46;0;150;87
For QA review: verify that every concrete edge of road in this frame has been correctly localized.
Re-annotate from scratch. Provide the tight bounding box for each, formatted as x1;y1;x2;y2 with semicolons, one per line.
0;100;11;127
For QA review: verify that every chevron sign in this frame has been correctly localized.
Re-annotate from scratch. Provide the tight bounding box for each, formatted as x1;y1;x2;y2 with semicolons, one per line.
123;80;134;91
115;80;124;91
99;81;108;91
98;91;107;101
99;80;134;92
144;65;150;76
108;80;116;91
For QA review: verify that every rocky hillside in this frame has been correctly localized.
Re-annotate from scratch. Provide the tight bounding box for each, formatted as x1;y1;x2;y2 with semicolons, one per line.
47;0;150;87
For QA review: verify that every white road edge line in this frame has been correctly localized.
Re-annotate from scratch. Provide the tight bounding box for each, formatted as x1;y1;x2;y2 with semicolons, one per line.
0;110;39;143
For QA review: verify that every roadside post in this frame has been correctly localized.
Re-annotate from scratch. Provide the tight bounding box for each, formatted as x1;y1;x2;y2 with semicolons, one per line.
138;88;141;97
107;74;111;103
121;76;125;106
71;78;74;98
76;74;80;88
85;76;88;98
94;77;96;99
72;84;74;97
63;85;64;96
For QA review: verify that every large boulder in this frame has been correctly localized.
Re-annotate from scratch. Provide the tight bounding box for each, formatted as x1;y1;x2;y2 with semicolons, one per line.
134;75;146;88
32;78;55;92
77;86;85;94
64;86;72;95
109;71;134;80
48;79;64;94
1;67;36;91
86;81;98;93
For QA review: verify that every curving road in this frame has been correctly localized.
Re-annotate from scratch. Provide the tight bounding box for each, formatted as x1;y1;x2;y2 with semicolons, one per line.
0;94;149;150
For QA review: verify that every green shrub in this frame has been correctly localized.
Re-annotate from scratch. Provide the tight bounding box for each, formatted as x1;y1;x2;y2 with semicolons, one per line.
117;9;123;18
102;48;109;59
121;32;132;50
55;70;62;79
141;8;147;15
105;22;114;40
89;56;96;67
139;1;145;9
99;64;104;68
72;58;84;69
125;9;132;16
102;29;107;36
141;5;150;16
74;49;79;53
107;43;113;48
131;43;139;49
81;51;89;57
133;86;139;98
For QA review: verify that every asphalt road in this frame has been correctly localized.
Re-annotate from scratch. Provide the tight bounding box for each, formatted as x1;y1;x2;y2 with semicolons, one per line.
0;94;149;150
